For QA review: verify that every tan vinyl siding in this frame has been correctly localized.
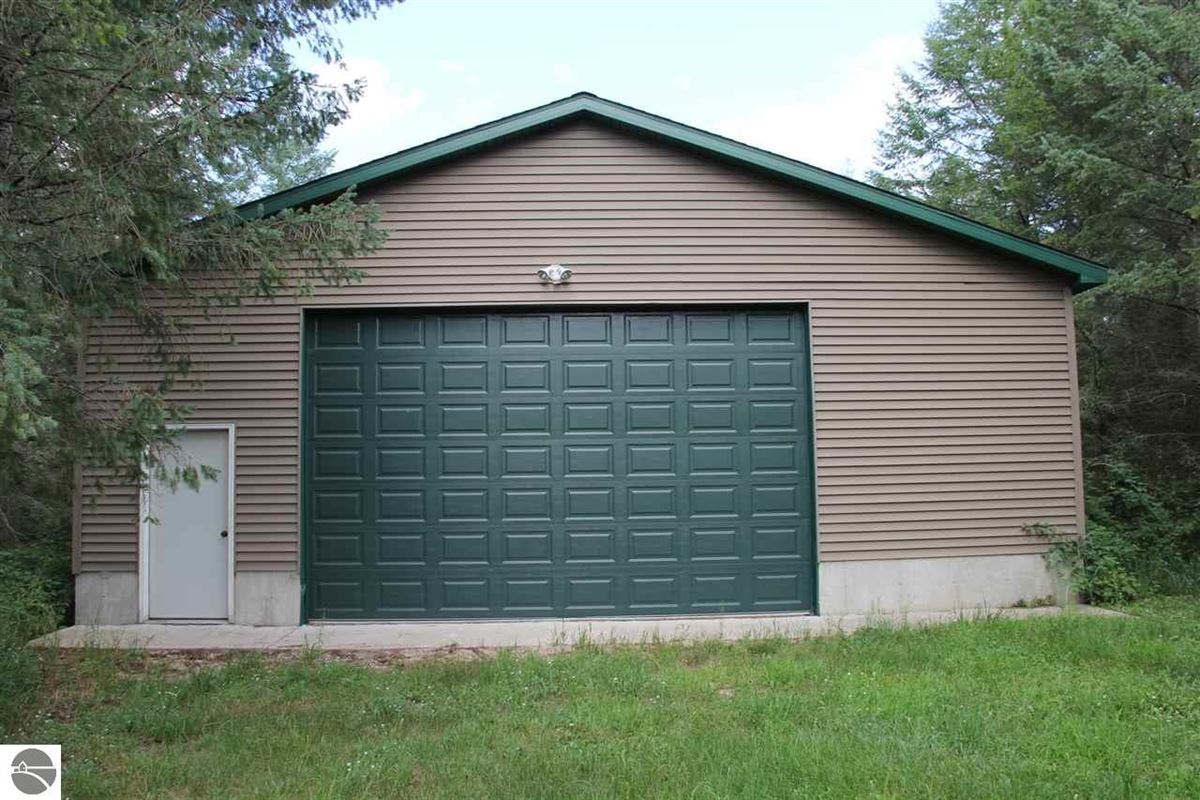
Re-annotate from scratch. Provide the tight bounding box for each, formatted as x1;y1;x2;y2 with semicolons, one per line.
78;120;1082;572
82;310;302;572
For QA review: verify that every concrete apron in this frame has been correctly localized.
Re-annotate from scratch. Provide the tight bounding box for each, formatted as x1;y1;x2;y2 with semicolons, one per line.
32;606;1122;652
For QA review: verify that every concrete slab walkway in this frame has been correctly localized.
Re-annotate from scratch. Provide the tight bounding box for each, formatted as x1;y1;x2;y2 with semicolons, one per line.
32;605;1124;652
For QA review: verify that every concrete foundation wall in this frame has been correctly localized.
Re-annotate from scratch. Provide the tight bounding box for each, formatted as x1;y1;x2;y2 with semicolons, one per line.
76;556;1066;628
75;571;301;626
819;553;1068;615
75;572;138;625
233;571;301;626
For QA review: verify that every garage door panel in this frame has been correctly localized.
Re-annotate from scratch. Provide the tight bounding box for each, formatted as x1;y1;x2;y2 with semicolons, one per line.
309;562;816;619
305;309;814;619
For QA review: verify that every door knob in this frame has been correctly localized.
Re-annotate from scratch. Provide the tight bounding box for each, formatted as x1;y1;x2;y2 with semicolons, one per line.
220;530;228;538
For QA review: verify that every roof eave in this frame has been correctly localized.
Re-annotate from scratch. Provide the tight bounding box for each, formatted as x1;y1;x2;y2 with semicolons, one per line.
236;94;599;221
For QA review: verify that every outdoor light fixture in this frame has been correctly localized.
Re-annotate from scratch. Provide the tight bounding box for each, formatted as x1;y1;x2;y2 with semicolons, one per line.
537;264;572;285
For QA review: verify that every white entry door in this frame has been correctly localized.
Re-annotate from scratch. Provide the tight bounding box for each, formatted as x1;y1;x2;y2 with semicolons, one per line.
145;427;232;620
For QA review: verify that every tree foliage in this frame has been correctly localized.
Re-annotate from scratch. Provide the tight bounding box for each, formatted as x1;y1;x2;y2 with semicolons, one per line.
873;0;1200;554
225;138;339;205
0;1;393;540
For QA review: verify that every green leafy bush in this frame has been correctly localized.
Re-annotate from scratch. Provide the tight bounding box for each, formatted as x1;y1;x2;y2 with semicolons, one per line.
0;552;66;638
0;542;69;733
1089;459;1200;592
1033;522;1141;605
1031;458;1200;606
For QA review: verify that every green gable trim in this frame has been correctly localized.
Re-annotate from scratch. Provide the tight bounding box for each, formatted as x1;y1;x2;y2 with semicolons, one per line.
239;92;1108;291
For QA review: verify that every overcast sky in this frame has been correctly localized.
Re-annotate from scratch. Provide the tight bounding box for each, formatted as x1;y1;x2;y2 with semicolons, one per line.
309;0;940;177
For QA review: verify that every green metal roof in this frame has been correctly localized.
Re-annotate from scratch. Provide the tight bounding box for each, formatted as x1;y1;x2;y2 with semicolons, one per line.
239;92;1108;291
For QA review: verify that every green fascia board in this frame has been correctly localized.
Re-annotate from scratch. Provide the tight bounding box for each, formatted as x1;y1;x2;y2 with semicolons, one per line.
239;92;1109;291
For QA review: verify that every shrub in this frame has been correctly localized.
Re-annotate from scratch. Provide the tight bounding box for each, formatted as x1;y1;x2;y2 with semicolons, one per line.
1031;522;1142;605
0;542;69;733
1089;459;1200;593
1029;457;1200;606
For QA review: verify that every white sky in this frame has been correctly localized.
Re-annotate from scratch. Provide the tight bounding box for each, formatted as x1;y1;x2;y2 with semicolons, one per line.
309;1;938;177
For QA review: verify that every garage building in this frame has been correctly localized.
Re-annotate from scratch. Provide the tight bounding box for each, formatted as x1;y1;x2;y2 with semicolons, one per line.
74;94;1108;625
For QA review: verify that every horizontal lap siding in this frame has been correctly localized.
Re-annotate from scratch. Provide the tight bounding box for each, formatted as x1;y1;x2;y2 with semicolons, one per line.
78;120;1081;572
82;310;301;571
811;290;1076;559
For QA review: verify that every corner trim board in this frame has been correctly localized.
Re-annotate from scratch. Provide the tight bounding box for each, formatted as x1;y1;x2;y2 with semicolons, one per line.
1063;287;1087;536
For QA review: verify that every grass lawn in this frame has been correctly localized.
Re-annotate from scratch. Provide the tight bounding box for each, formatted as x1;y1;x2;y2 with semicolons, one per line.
15;598;1200;799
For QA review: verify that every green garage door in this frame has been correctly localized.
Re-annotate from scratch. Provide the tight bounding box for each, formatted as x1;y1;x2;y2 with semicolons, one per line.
303;309;815;619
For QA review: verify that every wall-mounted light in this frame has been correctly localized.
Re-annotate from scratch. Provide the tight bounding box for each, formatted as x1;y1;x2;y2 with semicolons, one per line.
537;264;573;285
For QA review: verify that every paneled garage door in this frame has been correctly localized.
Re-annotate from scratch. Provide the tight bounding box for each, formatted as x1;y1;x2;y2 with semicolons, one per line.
303;309;815;619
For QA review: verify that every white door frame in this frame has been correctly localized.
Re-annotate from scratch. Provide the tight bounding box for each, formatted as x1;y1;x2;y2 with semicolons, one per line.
139;423;236;623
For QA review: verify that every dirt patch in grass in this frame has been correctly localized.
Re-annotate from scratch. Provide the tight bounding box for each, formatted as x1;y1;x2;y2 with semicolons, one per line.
44;642;566;679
